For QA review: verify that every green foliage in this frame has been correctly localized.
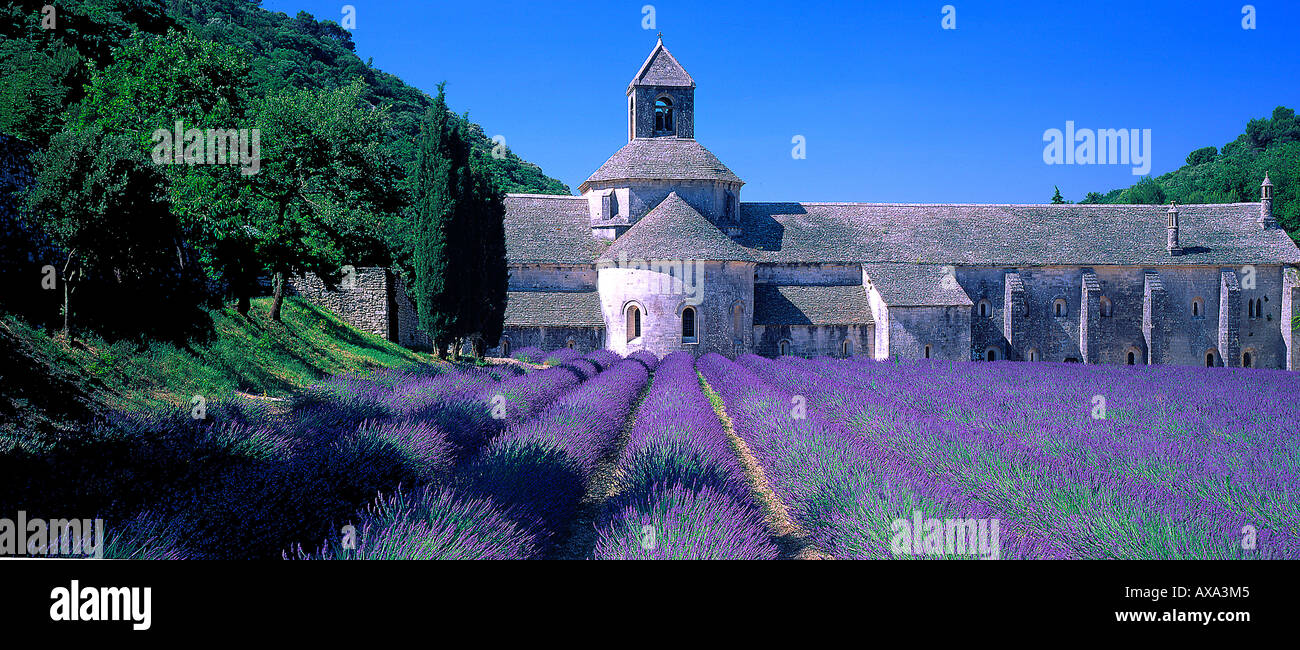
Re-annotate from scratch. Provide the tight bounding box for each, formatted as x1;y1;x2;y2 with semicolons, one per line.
24;125;211;340
1082;106;1300;240
1185;146;1218;166
164;0;568;195
410;87;510;357
413;86;468;354
0;40;82;146
246;79;403;320
2;0;567;339
1051;186;1065;204
81;29;252;135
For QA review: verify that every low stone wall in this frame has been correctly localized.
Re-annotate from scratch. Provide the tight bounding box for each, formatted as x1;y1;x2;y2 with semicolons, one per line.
288;267;391;339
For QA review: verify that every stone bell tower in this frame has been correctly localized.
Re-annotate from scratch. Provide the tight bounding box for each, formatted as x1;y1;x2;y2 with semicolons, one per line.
627;34;695;141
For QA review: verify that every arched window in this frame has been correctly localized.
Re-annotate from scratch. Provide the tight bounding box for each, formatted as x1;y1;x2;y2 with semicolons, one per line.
681;306;697;343
978;299;991;318
1100;297;1113;318
732;303;745;342
566;338;576;349
1192;298;1204;319
1248;298;1263;320
841;339;853;357
1242;351;1254;368
501;338;511;358
654;97;674;134
1053;299;1067;318
778;339;791;356
924;344;932;359
626;304;642;341
1206;349;1219;367
1027;349;1038;362
1126;350;1136;365
985;347;999;362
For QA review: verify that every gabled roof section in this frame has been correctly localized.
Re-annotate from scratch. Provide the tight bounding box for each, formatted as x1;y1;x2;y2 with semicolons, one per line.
580;138;741;191
503;194;610;264
599;192;755;263
754;285;874;325
863;263;974;307
629;37;695;89
737;202;1300;266
504;290;604;327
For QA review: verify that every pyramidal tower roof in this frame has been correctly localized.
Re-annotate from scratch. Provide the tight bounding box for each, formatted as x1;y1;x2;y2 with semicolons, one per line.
629;35;695;89
600;192;754;262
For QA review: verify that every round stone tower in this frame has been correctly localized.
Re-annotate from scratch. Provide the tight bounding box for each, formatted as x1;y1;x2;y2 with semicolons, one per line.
597;192;755;357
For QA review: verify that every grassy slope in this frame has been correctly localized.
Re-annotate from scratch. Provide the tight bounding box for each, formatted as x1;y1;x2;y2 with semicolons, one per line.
1;296;436;448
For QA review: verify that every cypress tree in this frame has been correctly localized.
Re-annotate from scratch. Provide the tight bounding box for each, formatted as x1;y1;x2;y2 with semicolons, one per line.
468;153;509;356
412;84;468;357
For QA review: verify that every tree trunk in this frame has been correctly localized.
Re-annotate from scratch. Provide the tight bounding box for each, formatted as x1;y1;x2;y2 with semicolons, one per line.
269;272;286;322
61;253;75;339
62;278;71;338
236;293;251;317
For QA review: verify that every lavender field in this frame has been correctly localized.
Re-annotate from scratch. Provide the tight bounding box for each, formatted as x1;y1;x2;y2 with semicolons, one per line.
5;349;1296;560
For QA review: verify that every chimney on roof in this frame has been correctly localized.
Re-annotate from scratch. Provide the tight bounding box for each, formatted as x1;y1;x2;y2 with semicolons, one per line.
1260;173;1277;229
1167;202;1183;256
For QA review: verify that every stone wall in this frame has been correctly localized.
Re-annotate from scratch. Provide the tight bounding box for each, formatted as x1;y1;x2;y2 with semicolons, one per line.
288;260;1298;369
585;178;741;232
629;86;694;139
598;260;753;356
884;305;972;360
491;326;604;357
288;267;391;339
755;263;861;286
752;324;873;358
949;264;1289;368
509;263;597;291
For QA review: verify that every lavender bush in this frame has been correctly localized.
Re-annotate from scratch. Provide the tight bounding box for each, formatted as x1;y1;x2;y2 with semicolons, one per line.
592;484;777;560
591;352;774;559
700;353;1065;559
464;357;650;552
743;354;1299;559
295;486;540;560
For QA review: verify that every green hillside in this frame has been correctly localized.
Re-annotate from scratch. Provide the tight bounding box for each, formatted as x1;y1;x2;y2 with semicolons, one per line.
0;297;438;453
1078;106;1299;241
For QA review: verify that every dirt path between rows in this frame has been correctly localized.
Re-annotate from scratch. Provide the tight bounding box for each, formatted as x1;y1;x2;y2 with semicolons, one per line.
699;375;832;560
550;380;652;560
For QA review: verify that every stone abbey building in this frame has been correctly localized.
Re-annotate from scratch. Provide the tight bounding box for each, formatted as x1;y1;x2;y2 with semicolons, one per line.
301;38;1300;369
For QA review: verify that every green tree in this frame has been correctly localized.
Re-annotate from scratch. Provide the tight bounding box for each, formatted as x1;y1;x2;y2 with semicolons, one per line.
247;79;401;322
1185;146;1218;166
411;85;468;357
1051;186;1065;204
467;149;510;356
24;127;208;340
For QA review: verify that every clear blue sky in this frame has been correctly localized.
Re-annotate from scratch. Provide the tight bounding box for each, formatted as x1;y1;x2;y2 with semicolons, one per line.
263;0;1300;203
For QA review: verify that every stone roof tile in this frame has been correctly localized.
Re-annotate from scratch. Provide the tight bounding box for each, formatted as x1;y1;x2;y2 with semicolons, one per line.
629;39;695;88
738;202;1300;266
863;263;974;307
599;192;756;262
503;194;609;264
754;284;874;325
504;290;604;327
580;138;741;191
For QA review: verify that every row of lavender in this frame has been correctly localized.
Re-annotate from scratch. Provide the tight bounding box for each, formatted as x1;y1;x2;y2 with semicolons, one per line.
737;355;1300;559
306;350;660;558
591;352;776;559
698;354;1064;559
809;357;1300;538
104;351;628;559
